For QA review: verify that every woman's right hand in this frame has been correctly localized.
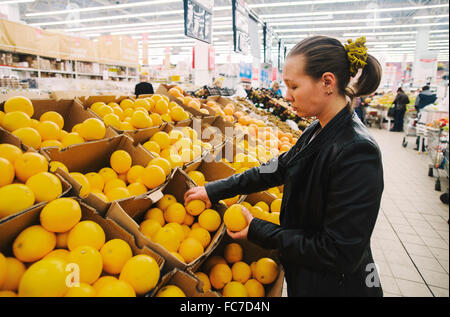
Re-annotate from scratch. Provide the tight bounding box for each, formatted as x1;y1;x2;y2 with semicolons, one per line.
184;186;212;209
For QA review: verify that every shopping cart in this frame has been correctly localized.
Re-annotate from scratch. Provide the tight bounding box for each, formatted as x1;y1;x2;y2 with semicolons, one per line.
427;127;449;191
365;106;384;129
402;112;418;148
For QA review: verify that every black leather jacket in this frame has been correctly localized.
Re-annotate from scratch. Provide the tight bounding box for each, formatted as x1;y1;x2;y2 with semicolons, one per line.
205;106;384;297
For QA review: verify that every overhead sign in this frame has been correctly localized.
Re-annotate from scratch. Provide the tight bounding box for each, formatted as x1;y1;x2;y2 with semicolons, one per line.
263;24;273;64
232;0;250;54
184;0;213;44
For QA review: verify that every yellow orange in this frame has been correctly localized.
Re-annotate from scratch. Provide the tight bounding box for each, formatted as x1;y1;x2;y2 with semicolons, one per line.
13;225;56;262
0;257;26;292
141;165;166;189
223;281;248;297
110;150;132;174
61;132;85;148
254;258;279;285
224;243;243;264
0;143;22;164
139;219;162;240
69;172;91;198
67;220;105;251
0;157;14;187
187;227;211;249
209;263;232;290
4;96;34;117
144;207;165;226
156;285;186;297
25;172;62;203
12;127;41;149
67;245;103;284
198;209;221;232
119;254;160;295
100;239;133;275
64;283;96;297
163;203;186;224
178;237;204;264
0;184;35;219
223;204;247;232
40;198;82;233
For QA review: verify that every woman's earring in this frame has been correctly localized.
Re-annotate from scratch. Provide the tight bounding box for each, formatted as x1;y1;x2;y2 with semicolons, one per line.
327;90;333;95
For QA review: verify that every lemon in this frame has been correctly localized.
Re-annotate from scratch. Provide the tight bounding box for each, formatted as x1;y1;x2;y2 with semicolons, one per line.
69;172;91;198
254;201;270;213
127;182;148;196
64;283;96;297
61;132;85;148
156;285;186;297
4;96;34;117
144;207;165;226
97;280;136;297
1;111;31;132
245;279;265;297
0;184;35;219
103;113;121;129
224;243;243;264
152;227;180;252
36;120;60;141
106;187;131;202
92;276;118;292
151;131;170;149
141;165;166;189
188;227;211;249
0;143;22;164
148;157;171;176
12;127;41;149
99;239;133;276
185;199;206;216
130;111;153;129
163;203;186;224
231;261;252;284
198;209;221;232
13;225;56;262
270;198;282;213
164;222;185;242
0;157;14;187
67;245;103;284
120;99;135;110
157;194;177;211
254;258;279;285
209;263;232;290
39;111;64;130
40;198;82;233
98;167;118;183
139;219;162;240
18;258;68;297
223;281;248;297
40;140;62;149
43;249;70;262
110;150;132;174
85;172;105;192
223;204;247;232
195;272;211;293
0;257;26;292
119;254;160;295
103;178;126;194
49;161;69;174
78;118;106;141
67;220;105;251
126;165;144;183
149;113;163;126
188;171;206;186
143;140;161;155
25;172;63;203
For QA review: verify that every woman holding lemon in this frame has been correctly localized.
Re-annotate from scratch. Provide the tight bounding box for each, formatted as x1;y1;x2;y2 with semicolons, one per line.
185;36;384;297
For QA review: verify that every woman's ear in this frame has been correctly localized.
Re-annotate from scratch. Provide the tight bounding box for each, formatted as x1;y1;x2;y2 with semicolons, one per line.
322;72;337;95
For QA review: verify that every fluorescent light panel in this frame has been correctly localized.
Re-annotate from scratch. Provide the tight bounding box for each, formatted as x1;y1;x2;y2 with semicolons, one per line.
269;17;392;27
25;0;180;17
0;0;34;4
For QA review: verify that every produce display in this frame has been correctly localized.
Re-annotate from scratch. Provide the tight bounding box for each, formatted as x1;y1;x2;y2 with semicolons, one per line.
0;90;289;297
195;241;280;297
0;96;109;150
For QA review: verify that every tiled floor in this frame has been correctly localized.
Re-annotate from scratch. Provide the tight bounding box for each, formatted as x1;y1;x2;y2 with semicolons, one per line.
281;127;449;297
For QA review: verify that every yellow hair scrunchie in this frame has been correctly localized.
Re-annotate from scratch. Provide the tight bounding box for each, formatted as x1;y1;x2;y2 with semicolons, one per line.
344;36;368;77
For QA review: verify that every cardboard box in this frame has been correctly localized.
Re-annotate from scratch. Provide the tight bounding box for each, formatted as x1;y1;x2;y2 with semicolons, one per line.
183;153;235;184
0;92;50;104
0;98;118;151
150;268;220;297
0;198;165;296
0;127;72;224
193;234;285;297
239;191;276;207
106;169;227;273
41;134;163;216
156;84;217;120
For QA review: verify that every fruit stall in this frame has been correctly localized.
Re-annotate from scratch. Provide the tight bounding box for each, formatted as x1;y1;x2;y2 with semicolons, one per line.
0;90;299;297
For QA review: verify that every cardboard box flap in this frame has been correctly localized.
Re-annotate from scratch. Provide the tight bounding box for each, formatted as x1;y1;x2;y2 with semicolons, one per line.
242;191;276;206
0;126;26;150
183;155;235;183
125;123;172;146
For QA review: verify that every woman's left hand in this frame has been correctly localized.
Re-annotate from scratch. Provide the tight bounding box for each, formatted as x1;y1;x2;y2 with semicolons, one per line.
227;207;254;240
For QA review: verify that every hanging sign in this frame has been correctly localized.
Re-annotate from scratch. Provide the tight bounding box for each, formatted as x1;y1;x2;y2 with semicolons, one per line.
232;0;250;54
184;0;213;44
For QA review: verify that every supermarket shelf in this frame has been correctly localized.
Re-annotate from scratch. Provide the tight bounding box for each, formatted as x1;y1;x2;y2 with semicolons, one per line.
40;69;74;75
0;65;39;72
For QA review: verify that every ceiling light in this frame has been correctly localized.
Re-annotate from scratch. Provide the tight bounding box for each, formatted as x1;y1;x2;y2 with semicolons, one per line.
269;17;391;27
259;4;448;19
273;22;449;33
25;0;179;17
0;0;34;4
30;10;184;27
413;14;449;20
249;0;368;9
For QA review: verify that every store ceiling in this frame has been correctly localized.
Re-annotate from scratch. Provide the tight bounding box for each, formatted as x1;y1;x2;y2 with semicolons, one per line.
16;0;450;61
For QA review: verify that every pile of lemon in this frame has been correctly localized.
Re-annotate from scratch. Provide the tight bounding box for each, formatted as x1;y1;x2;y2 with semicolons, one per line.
195;242;279;297
0;197;160;297
90;94;190;131
0;143;63;220
0;96;107;150
142;127;212;167
139;176;222;264
168;87;209;116
52;149;170;202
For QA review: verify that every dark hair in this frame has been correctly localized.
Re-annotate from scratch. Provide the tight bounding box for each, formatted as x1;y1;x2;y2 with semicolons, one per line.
397;87;404;93
422;85;430;91
287;35;382;103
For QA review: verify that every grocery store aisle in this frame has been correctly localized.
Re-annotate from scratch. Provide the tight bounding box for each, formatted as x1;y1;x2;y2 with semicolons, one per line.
369;128;448;297
281;127;449;297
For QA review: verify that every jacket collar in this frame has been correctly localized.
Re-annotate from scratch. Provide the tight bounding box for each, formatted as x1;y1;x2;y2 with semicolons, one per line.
296;105;353;157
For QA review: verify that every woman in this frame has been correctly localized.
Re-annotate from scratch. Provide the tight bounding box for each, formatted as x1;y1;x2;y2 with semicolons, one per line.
271;81;283;97
391;87;409;132
185;36;384;297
